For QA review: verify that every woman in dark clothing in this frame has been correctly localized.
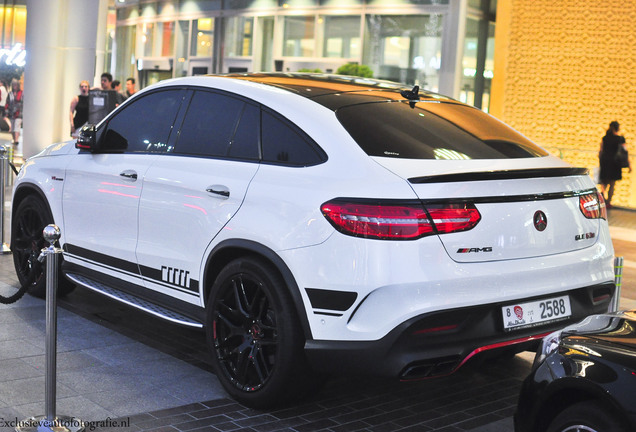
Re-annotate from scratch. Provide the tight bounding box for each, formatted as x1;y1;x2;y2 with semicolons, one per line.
6;79;22;153
599;121;632;207
69;80;90;137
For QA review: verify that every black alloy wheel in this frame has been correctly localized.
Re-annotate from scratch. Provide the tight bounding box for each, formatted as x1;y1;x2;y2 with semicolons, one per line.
11;195;74;298
206;257;314;408
215;268;278;393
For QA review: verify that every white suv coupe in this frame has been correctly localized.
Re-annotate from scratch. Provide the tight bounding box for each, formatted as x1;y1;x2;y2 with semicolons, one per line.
11;74;615;408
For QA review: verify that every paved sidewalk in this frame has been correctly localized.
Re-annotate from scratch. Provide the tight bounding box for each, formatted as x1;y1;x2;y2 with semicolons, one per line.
0;282;227;428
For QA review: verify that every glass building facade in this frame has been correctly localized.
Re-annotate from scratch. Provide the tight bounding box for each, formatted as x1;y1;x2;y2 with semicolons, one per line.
108;0;495;109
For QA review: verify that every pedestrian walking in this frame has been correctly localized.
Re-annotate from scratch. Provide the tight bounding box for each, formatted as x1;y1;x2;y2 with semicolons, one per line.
5;78;22;161
599;121;632;208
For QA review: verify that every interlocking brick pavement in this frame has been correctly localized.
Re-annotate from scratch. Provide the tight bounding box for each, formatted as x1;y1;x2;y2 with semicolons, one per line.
92;357;532;432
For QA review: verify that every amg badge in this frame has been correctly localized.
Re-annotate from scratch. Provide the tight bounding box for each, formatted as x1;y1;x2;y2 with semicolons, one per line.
457;247;493;253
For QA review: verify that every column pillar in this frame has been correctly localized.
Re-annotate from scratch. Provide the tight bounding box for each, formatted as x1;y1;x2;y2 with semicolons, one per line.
94;0;109;86
23;0;100;159
489;0;511;120
438;0;467;99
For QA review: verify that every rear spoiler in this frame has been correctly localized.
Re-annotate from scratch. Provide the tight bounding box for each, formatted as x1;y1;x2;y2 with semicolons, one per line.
408;167;589;184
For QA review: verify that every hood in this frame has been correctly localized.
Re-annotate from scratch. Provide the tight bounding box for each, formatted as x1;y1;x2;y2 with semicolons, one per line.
31;140;79;159
562;311;636;353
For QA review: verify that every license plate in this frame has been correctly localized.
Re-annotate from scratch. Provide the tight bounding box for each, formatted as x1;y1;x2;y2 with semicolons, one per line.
502;295;571;331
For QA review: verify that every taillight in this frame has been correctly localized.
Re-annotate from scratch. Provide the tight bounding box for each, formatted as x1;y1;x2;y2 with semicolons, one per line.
426;205;482;234
579;191;607;220
320;199;481;240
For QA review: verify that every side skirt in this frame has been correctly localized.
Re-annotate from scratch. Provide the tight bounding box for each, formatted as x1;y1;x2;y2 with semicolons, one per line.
62;261;205;328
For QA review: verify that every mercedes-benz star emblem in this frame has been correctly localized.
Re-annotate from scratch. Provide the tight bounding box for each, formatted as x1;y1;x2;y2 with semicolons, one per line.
533;210;547;232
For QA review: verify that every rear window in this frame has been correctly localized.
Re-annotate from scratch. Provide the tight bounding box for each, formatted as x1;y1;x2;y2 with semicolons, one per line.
336;101;548;159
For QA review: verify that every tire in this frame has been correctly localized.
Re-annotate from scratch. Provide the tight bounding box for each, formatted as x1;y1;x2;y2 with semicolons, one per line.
11;195;75;298
205;257;316;408
547;401;627;432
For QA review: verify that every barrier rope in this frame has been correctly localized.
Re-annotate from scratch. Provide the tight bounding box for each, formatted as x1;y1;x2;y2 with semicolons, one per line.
8;161;18;176
0;254;42;304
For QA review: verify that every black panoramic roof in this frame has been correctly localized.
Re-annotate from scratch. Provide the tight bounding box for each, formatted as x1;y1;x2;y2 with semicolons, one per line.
214;73;548;161
219;72;455;111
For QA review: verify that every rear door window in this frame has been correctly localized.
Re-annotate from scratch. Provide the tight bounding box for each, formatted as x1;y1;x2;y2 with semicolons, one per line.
261;110;326;166
174;90;259;160
336;101;548;160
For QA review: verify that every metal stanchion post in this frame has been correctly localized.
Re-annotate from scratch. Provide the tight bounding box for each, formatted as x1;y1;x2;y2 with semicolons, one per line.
5;143;13;187
611;256;624;313
16;225;84;432
0;145;11;254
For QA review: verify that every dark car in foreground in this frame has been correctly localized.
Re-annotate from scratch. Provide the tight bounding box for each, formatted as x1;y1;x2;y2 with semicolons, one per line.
515;310;636;432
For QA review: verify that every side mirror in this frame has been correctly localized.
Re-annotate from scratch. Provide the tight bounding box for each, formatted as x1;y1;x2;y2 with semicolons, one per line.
75;124;97;151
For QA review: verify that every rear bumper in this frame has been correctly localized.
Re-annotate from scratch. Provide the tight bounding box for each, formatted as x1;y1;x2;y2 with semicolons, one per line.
304;283;614;378
284;223;615;342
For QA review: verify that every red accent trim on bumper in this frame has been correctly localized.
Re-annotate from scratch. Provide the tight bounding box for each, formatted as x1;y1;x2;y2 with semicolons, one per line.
400;331;551;382
412;324;459;335
456;331;551;370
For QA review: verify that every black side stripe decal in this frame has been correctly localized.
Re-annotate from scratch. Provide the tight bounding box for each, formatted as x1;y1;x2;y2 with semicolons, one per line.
64;244;199;293
140;265;197;292
64;244;138;273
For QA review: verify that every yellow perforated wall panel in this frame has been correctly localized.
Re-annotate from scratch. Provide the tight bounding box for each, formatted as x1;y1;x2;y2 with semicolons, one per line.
491;0;636;208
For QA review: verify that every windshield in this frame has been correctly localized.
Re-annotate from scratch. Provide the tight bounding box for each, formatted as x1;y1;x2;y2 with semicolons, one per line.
336;101;548;160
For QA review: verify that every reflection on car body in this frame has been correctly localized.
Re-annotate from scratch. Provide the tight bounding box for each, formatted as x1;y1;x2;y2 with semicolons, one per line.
515;311;636;432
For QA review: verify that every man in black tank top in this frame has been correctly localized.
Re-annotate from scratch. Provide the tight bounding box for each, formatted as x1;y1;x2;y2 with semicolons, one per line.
70;80;90;137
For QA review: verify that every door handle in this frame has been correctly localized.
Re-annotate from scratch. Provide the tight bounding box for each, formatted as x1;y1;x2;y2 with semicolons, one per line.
120;170;138;180
206;185;230;198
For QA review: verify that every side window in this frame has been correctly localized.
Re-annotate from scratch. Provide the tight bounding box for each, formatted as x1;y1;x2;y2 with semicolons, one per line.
99;89;184;153
174;90;258;159
229;103;259;160
261;111;326;166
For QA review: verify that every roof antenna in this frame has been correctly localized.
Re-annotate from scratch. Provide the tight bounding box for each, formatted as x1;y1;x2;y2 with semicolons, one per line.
400;85;420;101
